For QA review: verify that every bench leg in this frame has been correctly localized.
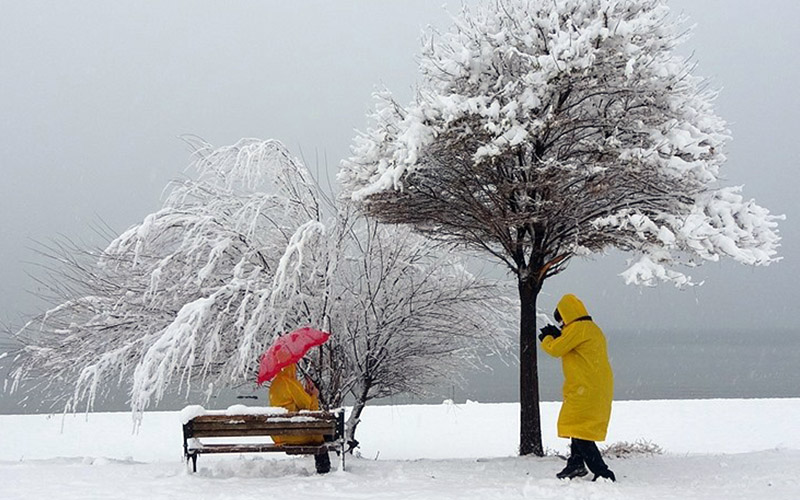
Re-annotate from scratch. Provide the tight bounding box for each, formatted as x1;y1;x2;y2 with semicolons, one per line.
187;452;197;473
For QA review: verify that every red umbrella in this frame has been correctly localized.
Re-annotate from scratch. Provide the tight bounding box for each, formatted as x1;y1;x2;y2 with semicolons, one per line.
257;326;331;385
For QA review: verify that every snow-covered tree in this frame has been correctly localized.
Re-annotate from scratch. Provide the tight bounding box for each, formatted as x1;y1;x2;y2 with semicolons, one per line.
7;139;512;448
339;0;782;456
8;139;323;416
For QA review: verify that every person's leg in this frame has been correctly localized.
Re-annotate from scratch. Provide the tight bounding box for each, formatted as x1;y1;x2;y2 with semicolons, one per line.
314;451;331;474
557;439;588;479
573;439;615;482
567;439;585;468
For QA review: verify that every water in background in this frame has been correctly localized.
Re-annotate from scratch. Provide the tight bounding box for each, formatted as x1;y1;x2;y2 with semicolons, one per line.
392;327;800;405
1;328;798;414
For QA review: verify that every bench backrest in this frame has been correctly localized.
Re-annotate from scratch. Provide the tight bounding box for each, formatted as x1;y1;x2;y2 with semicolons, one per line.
184;411;342;439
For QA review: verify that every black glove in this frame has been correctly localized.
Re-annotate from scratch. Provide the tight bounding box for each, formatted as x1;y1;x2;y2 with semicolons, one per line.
538;324;562;342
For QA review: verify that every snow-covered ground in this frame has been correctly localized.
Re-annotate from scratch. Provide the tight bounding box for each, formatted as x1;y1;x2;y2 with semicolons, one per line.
2;399;799;499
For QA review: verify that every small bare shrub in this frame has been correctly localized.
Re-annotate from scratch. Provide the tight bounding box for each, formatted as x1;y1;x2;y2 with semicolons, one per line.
602;439;664;459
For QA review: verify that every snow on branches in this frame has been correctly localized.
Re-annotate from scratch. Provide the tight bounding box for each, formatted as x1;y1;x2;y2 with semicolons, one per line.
9;139;320;417
339;0;781;285
7;139;512;430
339;0;781;456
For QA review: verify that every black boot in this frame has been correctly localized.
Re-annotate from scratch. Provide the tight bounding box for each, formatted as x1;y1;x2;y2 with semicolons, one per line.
557;439;588;479
592;469;616;482
557;463;588;479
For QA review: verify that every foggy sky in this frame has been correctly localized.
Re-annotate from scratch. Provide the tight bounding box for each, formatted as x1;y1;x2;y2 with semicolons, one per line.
1;0;798;339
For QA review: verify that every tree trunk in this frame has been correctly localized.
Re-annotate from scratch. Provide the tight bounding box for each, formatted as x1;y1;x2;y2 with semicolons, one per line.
518;276;544;456
344;385;370;453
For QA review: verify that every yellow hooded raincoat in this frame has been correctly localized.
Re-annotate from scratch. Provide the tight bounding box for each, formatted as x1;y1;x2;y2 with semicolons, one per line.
268;364;324;445
541;294;614;442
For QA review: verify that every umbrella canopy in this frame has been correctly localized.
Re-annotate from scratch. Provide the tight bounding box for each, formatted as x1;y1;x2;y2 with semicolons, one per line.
257;326;331;385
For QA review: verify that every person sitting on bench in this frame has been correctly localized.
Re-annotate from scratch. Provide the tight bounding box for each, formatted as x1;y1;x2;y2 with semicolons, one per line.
269;363;331;473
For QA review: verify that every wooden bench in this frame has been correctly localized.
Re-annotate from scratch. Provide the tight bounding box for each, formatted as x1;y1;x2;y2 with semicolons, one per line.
182;408;345;472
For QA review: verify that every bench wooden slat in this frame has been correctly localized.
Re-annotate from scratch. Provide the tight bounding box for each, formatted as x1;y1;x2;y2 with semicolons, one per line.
190;427;335;438
190;412;335;423
191;420;334;430
188;443;335;455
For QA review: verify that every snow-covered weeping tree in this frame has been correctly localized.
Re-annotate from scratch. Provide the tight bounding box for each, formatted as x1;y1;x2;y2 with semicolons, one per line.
7;139;512;447
8;139;323;416
339;0;782;456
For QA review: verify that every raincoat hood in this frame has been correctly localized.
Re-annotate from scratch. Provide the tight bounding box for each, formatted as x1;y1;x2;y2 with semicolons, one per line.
276;364;297;380
556;293;590;325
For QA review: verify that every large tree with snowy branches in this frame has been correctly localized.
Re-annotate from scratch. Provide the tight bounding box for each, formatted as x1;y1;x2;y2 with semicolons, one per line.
7;139;511;447
339;0;782;456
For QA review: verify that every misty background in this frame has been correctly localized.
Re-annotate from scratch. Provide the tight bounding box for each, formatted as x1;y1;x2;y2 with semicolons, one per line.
1;1;798;413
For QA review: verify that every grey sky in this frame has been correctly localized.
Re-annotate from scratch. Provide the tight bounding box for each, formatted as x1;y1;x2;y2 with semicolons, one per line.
1;0;798;341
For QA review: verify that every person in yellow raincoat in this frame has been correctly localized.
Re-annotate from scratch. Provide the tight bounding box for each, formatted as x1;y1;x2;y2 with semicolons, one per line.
540;294;616;482
269;363;330;473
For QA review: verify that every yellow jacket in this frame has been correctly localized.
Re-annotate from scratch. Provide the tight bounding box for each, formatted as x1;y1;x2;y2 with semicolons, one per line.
268;364;324;445
541;294;613;441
